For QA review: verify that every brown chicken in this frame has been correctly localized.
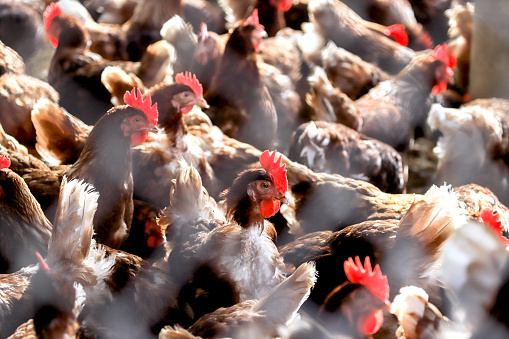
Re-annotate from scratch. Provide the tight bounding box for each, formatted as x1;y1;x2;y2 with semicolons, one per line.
131;72;216;209
341;0;434;51
0;47;60;151
288;120;405;193
0;155;52;274
159;15;197;76
44;2;172;125
205;10;278;151
280;185;463;335
8;88;158;249
308;0;416;75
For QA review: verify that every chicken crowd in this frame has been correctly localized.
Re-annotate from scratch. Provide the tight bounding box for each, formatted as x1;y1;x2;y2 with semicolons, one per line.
1;0;509;338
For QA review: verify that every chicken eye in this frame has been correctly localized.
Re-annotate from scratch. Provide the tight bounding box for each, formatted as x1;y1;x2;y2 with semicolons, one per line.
261;182;269;189
355;291;366;300
134;116;141;123
184;92;191;98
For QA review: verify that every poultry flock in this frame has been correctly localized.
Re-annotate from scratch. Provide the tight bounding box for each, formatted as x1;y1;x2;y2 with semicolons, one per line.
2;0;509;338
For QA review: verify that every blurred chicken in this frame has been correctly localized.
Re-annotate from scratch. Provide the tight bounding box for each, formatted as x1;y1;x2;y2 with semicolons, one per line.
390;285;448;339
317;256;391;338
445;1;473;97
44;2;173;124
0;62;60;152
289;120;405;193
407;0;452;46
205;10;278;150
308;0;416;75
428;99;509;206
0;40;25;76
280;184;464;336
319;41;391;101
0;155;52;274
342;0;434;51
160;15;197;75
440;210;508;334
160;261;317;338
0;124;28;156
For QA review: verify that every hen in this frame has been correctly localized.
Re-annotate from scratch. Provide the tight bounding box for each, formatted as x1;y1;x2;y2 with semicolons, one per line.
131;72;216;209
44;3;172;125
160;261;317;338
168;150;291;306
308;0;416;74
205;10;278;151
280;185;463;334
428;99;509;206
0;155;52;274
288;120;405;193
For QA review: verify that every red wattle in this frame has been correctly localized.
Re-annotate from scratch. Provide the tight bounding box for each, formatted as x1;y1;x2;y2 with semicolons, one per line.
130;131;148;145
147;235;163;248
358;309;384;335
181;106;193;114
260;199;280;218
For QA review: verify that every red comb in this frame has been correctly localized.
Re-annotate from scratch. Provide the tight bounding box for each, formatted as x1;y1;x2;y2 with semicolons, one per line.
269;0;293;12
245;9;265;31
384;24;408;46
43;2;63;34
35;251;49;271
344;256;389;301
0;155;10;170
175;72;203;97
123;88;158;126
481;208;508;245
433;43;456;70
260;150;288;195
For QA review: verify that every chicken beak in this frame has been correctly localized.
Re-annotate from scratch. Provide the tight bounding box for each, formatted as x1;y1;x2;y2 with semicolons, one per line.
148;125;159;134
197;97;210;109
383;300;392;312
277;192;290;205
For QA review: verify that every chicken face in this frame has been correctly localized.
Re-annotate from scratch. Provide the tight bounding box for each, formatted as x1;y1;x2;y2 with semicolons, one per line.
121;114;155;145
247;179;288;218
172;90;209;114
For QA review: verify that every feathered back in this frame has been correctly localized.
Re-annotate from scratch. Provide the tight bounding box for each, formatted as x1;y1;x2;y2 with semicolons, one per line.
47;177;99;266
397;184;465;257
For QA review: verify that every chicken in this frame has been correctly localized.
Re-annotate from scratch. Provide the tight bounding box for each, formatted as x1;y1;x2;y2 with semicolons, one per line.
280;185;464;326
5;254;85;339
305;66;363;129
288;120;405;193
44;2;173;125
0;178;115;338
390;285;448;339
427;99;509;206
10;88;158;249
168;150;291;305
101;65;147;106
159;15;197;75
317;256;391;338
0;69;60;152
0;155;52;274
407;0;452;46
308;0;416;75
319;41;391;101
131;73;216;209
445;2;473;97
341;0;434;51
0;0;46;68
205;10;278;151
0;124;28;156
160;261;317;338
0;40;25;76
439;210;508;336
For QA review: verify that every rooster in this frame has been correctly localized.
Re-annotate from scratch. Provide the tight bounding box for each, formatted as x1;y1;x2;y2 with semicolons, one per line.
0;155;52;274
205;10;278;151
43;2;173;125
